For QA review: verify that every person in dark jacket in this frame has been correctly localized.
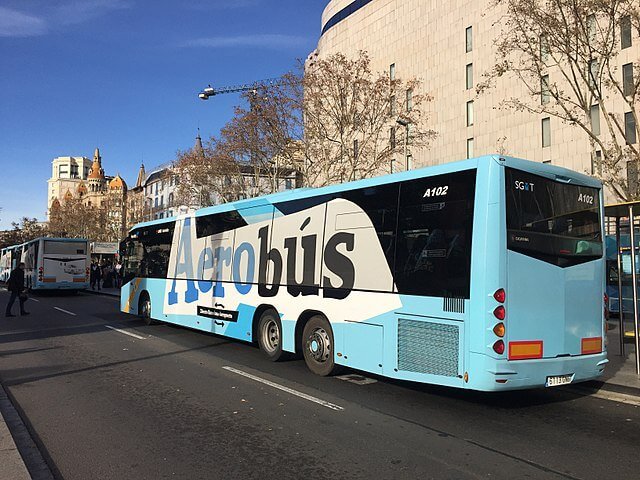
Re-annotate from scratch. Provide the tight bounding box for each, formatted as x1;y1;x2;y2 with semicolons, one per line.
5;262;28;317
90;262;102;290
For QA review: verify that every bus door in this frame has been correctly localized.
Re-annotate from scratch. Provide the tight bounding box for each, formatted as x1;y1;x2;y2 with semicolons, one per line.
504;168;604;361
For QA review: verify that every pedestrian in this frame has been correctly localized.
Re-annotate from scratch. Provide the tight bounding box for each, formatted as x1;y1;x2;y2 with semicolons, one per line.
90;262;102;291
114;261;122;288
5;262;29;317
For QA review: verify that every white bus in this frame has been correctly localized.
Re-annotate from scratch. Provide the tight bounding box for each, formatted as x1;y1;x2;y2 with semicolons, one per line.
18;238;90;290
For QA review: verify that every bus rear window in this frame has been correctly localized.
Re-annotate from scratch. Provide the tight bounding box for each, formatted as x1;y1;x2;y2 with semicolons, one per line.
505;168;602;267
44;241;86;255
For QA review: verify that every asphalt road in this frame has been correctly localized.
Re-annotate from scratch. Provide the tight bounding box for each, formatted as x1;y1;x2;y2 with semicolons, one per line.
0;290;638;480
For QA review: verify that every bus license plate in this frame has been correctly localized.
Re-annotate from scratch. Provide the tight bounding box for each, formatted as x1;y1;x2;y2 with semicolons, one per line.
545;374;573;387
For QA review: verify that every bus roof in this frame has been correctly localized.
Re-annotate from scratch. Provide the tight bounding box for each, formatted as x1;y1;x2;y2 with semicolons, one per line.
127;154;602;233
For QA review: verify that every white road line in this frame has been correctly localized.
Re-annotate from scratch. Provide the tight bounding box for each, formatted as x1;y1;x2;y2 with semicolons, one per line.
54;307;76;316
222;366;344;411
29;298;40;303
105;325;146;340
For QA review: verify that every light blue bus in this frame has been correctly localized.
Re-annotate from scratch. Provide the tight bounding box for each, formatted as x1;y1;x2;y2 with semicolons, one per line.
2;238;90;291
120;155;607;391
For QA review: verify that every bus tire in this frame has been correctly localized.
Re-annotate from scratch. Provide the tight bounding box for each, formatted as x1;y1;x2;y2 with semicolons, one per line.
258;309;285;361
138;292;153;325
302;315;338;376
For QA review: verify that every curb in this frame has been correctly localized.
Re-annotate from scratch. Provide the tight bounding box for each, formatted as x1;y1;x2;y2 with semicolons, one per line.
0;384;54;480
84;289;120;298
582;379;640;397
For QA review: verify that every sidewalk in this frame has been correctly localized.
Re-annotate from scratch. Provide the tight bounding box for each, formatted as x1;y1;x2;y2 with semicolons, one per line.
595;320;640;394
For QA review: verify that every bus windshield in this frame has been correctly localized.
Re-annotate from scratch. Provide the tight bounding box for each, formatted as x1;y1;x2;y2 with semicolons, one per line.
505;167;602;267
44;240;86;255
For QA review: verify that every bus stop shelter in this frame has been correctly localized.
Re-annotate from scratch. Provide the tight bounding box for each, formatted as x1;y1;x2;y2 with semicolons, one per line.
605;201;640;375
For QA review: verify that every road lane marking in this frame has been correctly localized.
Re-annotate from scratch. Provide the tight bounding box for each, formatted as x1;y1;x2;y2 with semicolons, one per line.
105;325;146;340
29;298;40;303
222;366;344;411
54;307;76;316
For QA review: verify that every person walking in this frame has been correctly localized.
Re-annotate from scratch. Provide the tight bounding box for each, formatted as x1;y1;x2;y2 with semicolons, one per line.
5;262;28;317
114;261;122;288
90;261;102;291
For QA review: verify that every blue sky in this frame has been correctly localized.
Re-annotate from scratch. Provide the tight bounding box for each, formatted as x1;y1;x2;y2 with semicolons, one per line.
0;0;326;229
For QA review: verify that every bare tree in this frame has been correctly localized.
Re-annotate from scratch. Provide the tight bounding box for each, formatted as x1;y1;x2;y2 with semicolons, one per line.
302;51;436;185
482;0;640;199
0;217;47;248
48;197;118;241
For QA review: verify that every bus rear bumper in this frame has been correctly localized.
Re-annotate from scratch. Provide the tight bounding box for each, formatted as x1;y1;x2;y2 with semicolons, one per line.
470;351;608;391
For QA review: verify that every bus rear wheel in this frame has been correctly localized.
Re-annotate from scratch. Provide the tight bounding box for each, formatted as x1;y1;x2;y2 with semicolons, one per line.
139;293;153;325
302;315;338;376
258;309;284;361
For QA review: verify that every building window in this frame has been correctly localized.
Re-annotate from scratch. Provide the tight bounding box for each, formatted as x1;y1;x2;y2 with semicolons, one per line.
390;95;396;116
466;63;473;90
390;127;396;149
406;123;413;145
588;58;599;90
353;139;359;158
590;104;601;136
285;178;293;189
621;15;632;49
591;150;602;175
390;158;396;174
406;154;413;170
623;63;634;96
542;117;551;147
541;75;550;105
465;26;473;53
466;138;474;159
155;183;158;194
154;197;158;208
406;89;413;111
587;14;596;42
390;63;396;81
466;100;474;126
168;193;174;206
540;34;550;63
625;112;637;144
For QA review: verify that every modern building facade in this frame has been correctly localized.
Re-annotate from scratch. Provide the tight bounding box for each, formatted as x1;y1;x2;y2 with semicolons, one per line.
313;0;639;199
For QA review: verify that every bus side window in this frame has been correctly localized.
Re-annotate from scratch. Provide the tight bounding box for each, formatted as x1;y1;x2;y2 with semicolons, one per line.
394;170;476;298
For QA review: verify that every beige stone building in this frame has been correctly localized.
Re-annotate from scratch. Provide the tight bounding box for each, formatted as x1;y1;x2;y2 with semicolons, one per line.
313;0;639;199
48;148;145;239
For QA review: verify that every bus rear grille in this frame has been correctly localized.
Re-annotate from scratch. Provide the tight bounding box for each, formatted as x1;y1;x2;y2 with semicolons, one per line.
443;297;464;313
397;319;459;377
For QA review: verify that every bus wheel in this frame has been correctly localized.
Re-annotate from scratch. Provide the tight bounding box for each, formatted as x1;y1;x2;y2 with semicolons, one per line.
302;315;338;376
258;309;284;361
139;293;153;326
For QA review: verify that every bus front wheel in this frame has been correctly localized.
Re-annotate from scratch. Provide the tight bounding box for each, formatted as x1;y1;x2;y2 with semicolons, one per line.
302;315;338;376
139;293;153;326
258;309;284;361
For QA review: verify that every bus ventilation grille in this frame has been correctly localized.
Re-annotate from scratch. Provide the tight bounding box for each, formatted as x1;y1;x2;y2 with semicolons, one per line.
397;319;459;377
443;297;464;313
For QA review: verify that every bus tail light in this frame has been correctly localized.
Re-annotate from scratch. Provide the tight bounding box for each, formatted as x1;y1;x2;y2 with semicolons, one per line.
493;288;505;303
493;305;505;320
493;323;505;337
38;266;43;281
493;340;505;355
581;337;602;355
508;341;543;360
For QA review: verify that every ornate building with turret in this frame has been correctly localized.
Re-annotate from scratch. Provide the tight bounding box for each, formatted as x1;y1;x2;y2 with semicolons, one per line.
47;147;146;239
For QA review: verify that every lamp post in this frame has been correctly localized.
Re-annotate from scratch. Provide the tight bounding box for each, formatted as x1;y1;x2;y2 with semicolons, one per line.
396;118;410;171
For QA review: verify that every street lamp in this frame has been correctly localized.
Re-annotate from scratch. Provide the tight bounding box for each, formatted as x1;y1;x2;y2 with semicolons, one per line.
396;117;410;171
